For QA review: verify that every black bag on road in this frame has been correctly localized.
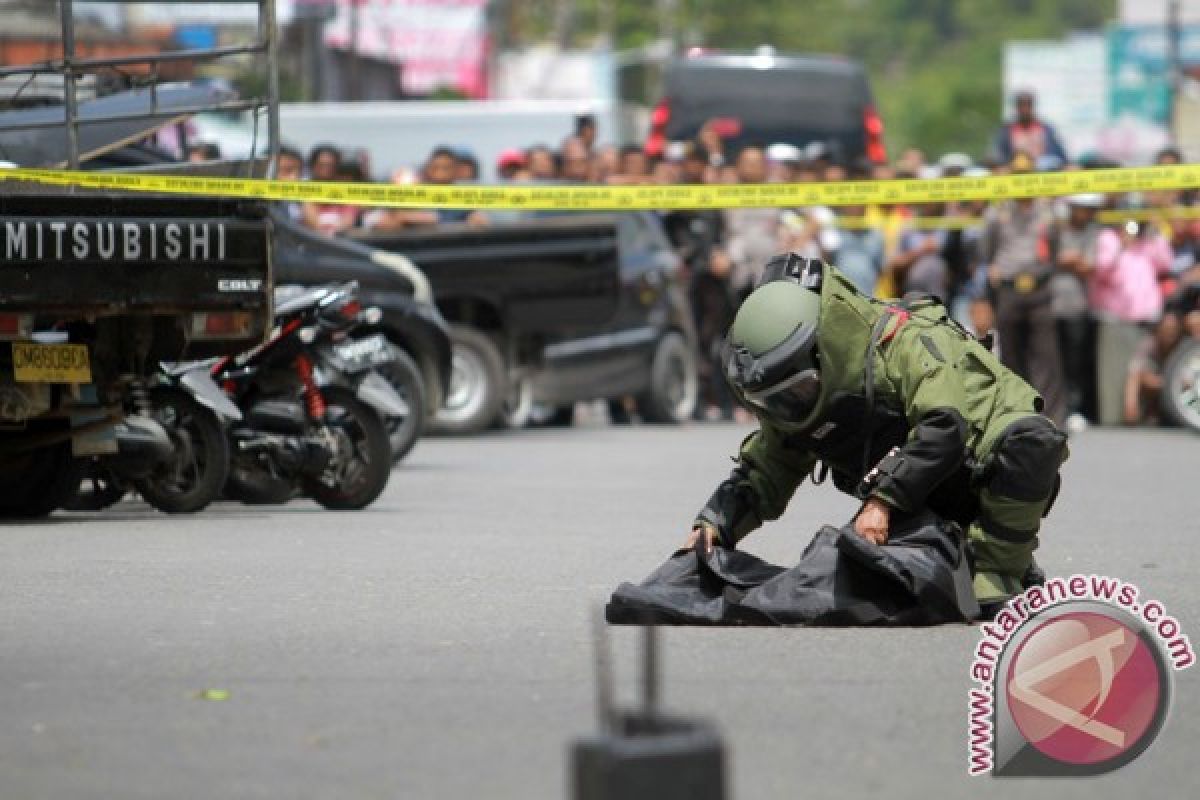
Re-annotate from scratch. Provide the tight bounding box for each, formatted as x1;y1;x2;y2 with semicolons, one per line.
607;511;979;626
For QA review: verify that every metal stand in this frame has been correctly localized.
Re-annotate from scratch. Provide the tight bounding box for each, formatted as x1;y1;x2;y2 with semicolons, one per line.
571;615;726;800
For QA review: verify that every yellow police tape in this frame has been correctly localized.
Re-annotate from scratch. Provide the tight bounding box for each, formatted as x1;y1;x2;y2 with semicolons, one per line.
2;163;1198;211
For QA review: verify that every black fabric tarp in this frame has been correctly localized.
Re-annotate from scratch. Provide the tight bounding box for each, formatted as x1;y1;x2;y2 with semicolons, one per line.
607;511;980;626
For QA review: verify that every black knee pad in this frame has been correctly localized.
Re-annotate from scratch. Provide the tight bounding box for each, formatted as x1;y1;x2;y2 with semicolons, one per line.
988;416;1068;502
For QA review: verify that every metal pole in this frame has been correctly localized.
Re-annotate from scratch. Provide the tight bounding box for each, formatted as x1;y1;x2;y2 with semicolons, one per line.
641;625;658;717
592;608;616;733
347;0;361;102
263;0;282;176
59;0;81;170
1168;0;1182;146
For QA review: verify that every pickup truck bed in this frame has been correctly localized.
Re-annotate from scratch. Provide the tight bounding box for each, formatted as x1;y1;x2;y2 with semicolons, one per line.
352;212;696;433
354;214;620;334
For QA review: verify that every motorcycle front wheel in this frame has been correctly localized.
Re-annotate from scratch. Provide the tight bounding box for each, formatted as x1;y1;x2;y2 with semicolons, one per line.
303;387;391;510
135;388;230;514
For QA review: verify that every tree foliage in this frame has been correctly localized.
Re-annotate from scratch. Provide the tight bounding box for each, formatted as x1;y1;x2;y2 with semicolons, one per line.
508;0;1116;158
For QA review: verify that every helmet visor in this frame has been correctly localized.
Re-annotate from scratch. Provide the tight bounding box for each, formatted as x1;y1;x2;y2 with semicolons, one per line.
741;368;821;422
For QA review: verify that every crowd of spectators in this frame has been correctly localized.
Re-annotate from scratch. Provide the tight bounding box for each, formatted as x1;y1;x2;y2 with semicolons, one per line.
268;98;1200;431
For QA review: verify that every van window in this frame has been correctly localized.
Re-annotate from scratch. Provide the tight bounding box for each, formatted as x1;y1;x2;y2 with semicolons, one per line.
667;66;866;135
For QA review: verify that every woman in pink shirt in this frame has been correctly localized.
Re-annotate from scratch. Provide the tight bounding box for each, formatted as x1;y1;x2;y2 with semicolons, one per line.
1089;221;1173;322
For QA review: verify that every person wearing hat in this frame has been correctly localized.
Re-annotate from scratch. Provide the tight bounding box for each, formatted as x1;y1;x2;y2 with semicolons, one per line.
495;149;528;181
766;142;804;183
938;152;973;177
683;254;1068;615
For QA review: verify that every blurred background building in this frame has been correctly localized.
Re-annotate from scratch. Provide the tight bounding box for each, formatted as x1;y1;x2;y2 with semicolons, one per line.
1;1;1194;164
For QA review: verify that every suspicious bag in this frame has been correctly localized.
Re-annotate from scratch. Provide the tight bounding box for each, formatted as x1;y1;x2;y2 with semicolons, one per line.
607;510;980;626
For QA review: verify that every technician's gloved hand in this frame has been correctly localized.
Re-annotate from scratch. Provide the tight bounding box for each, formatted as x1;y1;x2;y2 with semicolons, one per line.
854;497;891;545
684;524;720;555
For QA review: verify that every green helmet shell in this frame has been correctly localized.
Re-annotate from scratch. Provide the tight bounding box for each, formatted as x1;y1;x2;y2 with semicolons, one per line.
729;280;821;358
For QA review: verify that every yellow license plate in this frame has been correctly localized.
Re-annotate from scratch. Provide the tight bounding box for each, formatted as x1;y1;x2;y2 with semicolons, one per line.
11;342;92;384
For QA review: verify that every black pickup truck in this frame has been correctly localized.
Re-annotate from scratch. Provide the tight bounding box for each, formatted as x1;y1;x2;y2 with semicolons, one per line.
354;211;697;434
0;189;271;515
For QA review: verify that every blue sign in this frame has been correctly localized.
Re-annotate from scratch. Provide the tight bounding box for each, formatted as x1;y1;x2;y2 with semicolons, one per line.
1108;23;1200;124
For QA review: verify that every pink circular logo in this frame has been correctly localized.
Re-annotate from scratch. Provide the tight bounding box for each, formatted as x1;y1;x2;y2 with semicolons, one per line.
1005;611;1163;766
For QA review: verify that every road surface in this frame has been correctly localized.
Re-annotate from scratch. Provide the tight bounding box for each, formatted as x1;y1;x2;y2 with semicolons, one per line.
1;423;1196;798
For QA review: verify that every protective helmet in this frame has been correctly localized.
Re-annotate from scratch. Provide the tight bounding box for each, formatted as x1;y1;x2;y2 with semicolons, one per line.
723;256;824;422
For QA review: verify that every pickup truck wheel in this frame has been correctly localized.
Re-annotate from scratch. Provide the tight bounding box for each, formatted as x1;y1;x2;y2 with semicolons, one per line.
1162;337;1200;432
542;405;576;427
377;345;426;463
636;332;699;425
498;370;534;429
135;388;230;514
435;325;506;435
0;440;82;518
64;461;128;511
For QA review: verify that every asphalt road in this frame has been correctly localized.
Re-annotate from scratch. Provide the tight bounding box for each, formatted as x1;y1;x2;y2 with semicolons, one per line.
1;422;1197;799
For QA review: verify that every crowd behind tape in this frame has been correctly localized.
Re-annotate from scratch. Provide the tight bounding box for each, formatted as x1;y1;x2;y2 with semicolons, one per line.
2;164;1199;213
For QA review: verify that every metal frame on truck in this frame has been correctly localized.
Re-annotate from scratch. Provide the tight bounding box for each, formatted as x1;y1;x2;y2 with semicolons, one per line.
0;0;280;173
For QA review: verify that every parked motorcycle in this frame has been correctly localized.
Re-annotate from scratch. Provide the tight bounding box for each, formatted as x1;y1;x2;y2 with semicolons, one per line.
320;326;425;463
68;363;241;513
218;283;398;510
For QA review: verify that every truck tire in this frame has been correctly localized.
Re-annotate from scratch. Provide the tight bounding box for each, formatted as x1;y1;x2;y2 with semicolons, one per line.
498;369;534;429
65;461;128;511
376;344;426;463
135;388;230;514
544;405;576;427
434;325;506;435
636;332;699;425
1162;337;1200;433
0;439;82;518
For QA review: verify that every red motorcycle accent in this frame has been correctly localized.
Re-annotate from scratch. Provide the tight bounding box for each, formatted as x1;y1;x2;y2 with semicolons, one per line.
295;355;326;420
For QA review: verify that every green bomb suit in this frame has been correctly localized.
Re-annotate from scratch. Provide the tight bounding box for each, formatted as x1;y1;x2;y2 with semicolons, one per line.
695;260;1069;606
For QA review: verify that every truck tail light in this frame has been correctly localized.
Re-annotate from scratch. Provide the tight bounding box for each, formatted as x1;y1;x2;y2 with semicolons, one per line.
645;100;671;157
864;105;887;164
191;311;254;340
650;100;671;129
0;313;33;339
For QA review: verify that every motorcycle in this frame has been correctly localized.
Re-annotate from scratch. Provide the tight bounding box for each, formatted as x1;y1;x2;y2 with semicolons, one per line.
217;283;399;510
68;363;242;513
321;329;425;463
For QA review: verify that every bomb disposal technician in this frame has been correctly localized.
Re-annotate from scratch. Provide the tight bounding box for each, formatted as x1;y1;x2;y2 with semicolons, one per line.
685;254;1068;615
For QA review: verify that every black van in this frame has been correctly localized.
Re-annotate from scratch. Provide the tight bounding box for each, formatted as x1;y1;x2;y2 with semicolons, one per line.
644;48;885;165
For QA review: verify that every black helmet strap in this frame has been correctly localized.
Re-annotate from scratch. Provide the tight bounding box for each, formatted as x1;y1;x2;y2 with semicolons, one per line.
759;253;825;290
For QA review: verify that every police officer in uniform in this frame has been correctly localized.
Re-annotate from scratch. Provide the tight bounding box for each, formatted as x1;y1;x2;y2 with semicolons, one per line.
684;254;1068;615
